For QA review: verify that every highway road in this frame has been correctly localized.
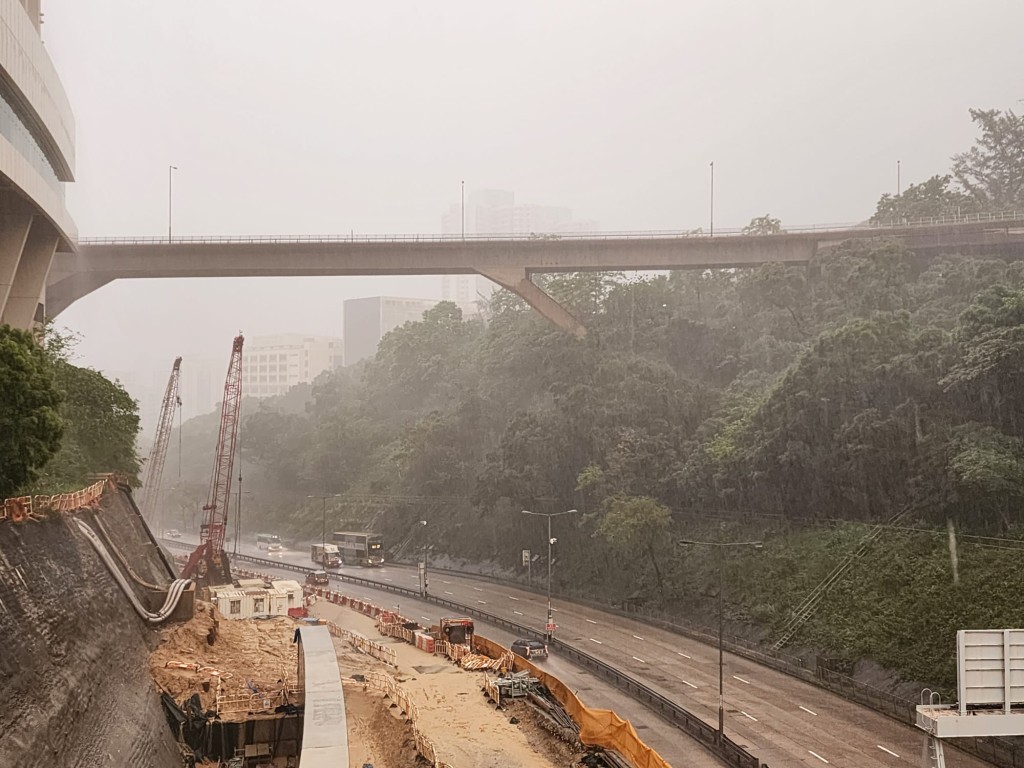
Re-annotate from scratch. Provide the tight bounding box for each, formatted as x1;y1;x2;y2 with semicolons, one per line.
169;536;989;768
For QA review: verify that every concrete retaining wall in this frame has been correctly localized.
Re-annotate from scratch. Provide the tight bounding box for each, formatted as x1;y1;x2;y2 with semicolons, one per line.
0;488;182;768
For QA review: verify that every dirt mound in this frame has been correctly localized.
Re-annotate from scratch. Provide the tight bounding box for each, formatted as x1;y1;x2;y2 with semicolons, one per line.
149;601;297;709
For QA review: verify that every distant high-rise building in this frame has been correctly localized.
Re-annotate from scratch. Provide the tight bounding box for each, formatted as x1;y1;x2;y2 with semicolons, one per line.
178;356;224;421
343;296;441;366
441;188;595;236
240;334;342;398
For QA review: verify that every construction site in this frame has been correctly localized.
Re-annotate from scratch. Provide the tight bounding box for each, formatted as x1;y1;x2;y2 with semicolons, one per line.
0;333;667;768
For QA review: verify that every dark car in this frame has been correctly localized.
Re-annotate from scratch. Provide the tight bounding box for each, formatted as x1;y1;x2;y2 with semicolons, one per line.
511;638;548;661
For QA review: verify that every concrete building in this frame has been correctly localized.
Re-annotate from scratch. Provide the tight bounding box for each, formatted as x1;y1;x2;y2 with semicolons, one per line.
241;334;342;398
0;1;77;328
343;296;440;365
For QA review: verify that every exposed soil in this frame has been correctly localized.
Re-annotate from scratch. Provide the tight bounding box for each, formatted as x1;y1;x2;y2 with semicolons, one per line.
344;684;422;767
149;600;297;710
502;698;584;766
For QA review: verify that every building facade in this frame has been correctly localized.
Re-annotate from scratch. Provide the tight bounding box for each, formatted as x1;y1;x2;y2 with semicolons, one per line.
241;334;342;398
0;0;77;328
343;296;439;366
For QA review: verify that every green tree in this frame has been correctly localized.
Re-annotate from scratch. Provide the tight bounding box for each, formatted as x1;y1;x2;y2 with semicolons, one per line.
871;175;977;224
597;495;671;598
742;214;783;235
952;108;1024;211
0;325;63;496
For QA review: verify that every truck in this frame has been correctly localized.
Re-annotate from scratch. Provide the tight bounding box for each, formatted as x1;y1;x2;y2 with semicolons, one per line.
439;617;475;645
310;543;342;569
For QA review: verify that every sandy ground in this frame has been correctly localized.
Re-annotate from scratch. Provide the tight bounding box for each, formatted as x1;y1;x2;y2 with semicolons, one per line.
149;600;297;710
344;684;421;767
313;601;575;768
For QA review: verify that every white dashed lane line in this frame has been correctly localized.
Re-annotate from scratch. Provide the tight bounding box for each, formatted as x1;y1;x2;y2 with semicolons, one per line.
799;706;818;716
586;619;598;624
513;610;523;616
677;652;691;658
476;600;487;605
877;745;900;758
632;634;645;641
740;711;758;722
732;675;751;684
420;616;430;621
507;596;519;600
473;587;483;592
444;591;453;595
632;656;646;664
681;680;698;689
808;750;829;764
590;638;603;645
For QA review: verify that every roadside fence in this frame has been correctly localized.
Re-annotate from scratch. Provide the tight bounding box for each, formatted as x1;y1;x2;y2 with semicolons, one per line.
2;476;113;522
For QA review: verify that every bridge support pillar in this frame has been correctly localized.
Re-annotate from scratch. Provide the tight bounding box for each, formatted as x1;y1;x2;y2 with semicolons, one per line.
1;218;59;329
0;199;35;324
477;266;586;337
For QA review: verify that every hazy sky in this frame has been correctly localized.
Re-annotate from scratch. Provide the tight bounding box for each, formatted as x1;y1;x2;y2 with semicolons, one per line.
42;0;1024;421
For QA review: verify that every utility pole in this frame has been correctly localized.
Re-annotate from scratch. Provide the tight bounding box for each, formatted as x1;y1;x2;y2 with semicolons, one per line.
522;509;579;642
897;159;902;197
417;520;428;596
308;494;340;561
168;165;178;243
677;537;763;744
461;180;465;241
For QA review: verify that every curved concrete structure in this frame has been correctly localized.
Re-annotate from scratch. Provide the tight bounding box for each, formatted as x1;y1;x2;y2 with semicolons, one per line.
0;0;76;330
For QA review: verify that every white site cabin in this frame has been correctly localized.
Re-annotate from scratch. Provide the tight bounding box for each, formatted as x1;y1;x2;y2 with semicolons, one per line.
209;579;303;620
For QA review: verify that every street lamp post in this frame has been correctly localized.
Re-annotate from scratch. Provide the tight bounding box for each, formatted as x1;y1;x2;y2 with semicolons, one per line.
417;520;428;596
461;180;465;241
168;165;178;243
709;161;715;237
677;538;763;744
522;509;579;642
307;494;340;561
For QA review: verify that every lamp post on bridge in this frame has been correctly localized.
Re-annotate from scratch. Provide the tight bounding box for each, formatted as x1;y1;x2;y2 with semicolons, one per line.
168;165;178;243
522;508;579;642
677;537;763;745
709;161;715;237
461;180;465;241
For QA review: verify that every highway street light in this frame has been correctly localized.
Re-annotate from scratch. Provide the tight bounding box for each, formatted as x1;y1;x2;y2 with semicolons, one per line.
168;164;178;243
308;494;341;555
419;520;428;597
522;508;580;642
677;537;763;744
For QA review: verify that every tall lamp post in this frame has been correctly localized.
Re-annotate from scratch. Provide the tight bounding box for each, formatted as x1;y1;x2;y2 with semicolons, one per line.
308;494;341;560
709;160;715;237
522;508;579;642
168;164;178;243
677;538;762;744
418;520;428;596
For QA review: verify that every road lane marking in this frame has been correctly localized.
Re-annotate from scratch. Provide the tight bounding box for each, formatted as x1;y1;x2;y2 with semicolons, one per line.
877;746;900;758
508;596;519;600
420;616;430;621
682;680;698;689
551;608;559;612
443;581;451;584
444;590;453;595
384;578;393;582
632;656;646;664
808;751;829;764
590;638;603;644
677;652;691;658
740;711;758;722
477;600;487;604
473;587;483;592
799;706;818;716
586;619;598;624
513;610;523;616
632;634;645;641
732;675;751;684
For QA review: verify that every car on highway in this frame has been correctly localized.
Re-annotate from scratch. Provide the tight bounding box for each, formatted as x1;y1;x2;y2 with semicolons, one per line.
305;570;330;586
165;529;181;538
510;638;548;661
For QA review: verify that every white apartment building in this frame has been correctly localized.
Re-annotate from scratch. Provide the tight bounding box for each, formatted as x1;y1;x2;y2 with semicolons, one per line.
241;335;343;398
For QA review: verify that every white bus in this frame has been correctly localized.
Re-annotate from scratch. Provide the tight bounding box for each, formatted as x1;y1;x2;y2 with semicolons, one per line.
256;533;283;552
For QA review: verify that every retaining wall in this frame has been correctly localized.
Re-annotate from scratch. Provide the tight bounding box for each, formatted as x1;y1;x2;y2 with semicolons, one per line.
0;485;182;768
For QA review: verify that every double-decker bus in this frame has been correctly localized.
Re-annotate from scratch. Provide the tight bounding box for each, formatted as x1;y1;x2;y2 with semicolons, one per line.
255;533;282;551
331;531;384;566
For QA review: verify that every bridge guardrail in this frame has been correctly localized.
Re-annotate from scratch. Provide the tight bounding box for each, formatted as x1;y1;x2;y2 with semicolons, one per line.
78;210;1024;246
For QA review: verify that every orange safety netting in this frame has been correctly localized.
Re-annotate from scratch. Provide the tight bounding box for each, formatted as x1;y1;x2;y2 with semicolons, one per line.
474;636;671;768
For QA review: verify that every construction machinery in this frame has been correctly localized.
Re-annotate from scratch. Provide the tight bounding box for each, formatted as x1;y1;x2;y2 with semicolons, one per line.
139;357;182;525
181;335;244;588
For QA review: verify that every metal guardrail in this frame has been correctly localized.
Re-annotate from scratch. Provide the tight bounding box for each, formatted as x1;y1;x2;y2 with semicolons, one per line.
77;211;1024;246
183;546;765;768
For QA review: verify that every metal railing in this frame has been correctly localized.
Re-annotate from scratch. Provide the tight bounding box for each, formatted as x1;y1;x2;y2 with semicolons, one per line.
77;210;1024;247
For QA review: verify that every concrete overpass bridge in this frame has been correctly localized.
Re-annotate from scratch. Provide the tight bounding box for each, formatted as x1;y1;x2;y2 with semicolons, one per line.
44;213;1024;335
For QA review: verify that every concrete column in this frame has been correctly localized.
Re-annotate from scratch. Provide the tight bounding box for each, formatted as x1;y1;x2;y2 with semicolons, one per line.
476;266;586;337
0;208;34;319
2;217;59;329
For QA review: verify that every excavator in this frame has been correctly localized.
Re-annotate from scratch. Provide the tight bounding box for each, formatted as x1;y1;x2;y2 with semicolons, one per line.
180;334;244;588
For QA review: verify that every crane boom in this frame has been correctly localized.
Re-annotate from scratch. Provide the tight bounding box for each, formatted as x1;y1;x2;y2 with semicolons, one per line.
181;334;244;586
139;357;182;523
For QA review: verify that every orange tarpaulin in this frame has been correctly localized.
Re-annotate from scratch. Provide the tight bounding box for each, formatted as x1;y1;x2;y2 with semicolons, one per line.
474;636;672;768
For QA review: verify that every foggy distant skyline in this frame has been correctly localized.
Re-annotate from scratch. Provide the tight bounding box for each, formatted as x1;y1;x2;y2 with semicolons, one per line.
40;0;1024;424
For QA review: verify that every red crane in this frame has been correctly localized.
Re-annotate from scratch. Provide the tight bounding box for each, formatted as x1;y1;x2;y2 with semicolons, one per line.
139;356;182;526
181;334;244;587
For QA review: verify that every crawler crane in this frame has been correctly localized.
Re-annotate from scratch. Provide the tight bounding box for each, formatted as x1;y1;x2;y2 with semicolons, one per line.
139;357;182;525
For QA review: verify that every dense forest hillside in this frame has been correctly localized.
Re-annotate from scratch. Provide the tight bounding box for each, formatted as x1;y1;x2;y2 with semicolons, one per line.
166;107;1024;692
